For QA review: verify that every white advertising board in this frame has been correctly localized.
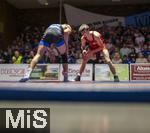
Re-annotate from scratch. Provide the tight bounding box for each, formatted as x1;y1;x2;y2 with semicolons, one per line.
0;64;27;81
60;64;93;81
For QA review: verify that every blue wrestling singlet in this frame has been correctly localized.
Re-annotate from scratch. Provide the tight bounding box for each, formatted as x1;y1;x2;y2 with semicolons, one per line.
39;24;65;47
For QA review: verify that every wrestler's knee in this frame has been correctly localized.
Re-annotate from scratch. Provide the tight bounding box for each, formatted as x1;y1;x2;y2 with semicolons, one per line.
106;60;113;66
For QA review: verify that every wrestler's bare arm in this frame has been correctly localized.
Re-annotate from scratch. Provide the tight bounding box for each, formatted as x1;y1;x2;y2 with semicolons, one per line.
63;26;71;53
81;37;87;54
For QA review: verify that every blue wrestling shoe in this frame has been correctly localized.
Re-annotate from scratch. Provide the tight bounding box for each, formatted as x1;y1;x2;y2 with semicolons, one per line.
19;68;32;82
19;78;29;82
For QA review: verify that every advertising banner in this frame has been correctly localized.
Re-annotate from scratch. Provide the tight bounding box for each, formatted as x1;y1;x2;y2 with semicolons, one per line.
30;64;60;81
64;4;125;27
95;64;110;81
130;64;150;81
60;64;93;81
95;64;129;81
0;64;27;81
0;64;60;81
125;11;150;27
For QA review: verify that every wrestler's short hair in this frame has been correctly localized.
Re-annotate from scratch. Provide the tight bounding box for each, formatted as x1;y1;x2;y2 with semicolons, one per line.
78;24;89;33
62;24;72;32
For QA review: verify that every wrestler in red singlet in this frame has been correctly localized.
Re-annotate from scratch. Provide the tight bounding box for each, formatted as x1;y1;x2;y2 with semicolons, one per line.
74;24;119;82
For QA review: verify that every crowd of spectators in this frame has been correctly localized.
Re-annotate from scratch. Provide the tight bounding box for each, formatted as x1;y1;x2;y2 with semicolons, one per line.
0;24;150;64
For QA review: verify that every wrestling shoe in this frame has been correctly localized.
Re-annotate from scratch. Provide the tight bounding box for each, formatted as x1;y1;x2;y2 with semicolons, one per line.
19;68;32;82
19;78;29;82
74;75;81;81
114;75;119;82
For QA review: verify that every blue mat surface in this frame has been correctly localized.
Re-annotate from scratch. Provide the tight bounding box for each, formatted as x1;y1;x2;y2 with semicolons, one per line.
0;81;150;102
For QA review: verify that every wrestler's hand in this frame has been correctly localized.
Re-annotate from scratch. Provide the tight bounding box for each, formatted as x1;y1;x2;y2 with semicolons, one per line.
82;50;88;59
84;50;95;59
82;50;87;55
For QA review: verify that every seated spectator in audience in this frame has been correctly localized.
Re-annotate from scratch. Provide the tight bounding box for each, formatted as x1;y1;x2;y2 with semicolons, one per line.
0;51;4;63
141;44;150;57
76;53;82;64
2;51;11;63
148;43;150;52
68;51;76;64
12;50;23;64
106;38;113;51
112;52;122;64
145;34;150;43
122;55;134;64
135;33;145;47
147;55;150;63
120;44;131;58
128;47;137;63
26;50;35;64
99;55;106;64
31;38;39;48
134;44;141;54
136;52;148;63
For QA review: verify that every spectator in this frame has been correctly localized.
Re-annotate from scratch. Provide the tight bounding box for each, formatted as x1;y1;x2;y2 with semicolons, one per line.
2;51;11;63
112;52;122;64
128;47;137;63
12;50;23;64
68;51;76;64
136;52;148;63
141;44;150;57
120;44;131;58
26;50;35;64
76;53;83;64
106;38;115;55
135;33;145;47
122;55;134;64
147;55;150;63
0;50;4;63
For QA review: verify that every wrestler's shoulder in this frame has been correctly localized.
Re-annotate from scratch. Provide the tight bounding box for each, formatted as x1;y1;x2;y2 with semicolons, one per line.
90;31;100;37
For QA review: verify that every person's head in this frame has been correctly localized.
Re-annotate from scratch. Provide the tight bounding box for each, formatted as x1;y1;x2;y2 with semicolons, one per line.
14;50;20;57
29;50;34;57
123;44;127;48
147;55;150;62
113;52;121;60
130;47;136;53
62;24;72;34
78;24;89;36
143;45;148;50
138;52;144;58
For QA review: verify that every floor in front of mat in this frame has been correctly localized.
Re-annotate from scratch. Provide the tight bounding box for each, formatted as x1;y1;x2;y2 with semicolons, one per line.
0;101;150;133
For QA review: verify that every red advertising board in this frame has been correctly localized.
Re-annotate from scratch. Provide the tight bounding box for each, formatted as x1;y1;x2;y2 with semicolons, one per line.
130;64;150;80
